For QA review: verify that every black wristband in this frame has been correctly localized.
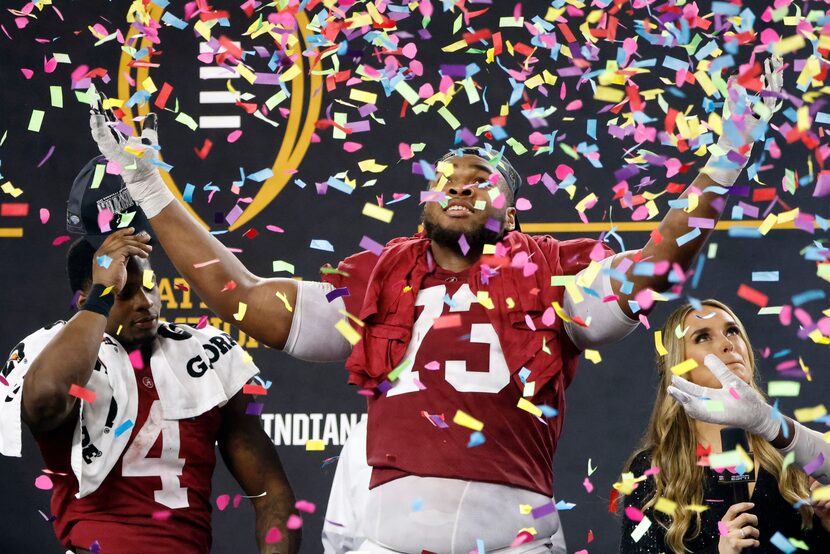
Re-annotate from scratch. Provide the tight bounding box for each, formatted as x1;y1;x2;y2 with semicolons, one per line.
80;283;116;317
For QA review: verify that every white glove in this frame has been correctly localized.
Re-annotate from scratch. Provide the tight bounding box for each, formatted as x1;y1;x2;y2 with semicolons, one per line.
89;91;174;218
703;55;784;187
667;354;780;441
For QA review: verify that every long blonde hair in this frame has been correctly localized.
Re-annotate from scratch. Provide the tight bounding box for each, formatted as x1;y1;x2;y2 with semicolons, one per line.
622;299;813;553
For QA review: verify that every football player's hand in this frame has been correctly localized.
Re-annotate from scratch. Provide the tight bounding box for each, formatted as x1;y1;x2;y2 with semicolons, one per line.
91;228;152;294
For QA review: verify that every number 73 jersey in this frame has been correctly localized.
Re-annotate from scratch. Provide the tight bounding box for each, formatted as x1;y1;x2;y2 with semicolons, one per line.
366;266;568;498
34;363;222;553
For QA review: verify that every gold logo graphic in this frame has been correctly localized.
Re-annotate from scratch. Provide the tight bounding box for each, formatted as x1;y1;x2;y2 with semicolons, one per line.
117;5;322;230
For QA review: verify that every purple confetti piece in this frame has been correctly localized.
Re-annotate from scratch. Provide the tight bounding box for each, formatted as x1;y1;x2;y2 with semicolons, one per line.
325;287;350;303
37;145;55;168
429;415;449;429
359;235;385;256
531;502;557;519
225;205;244;226
246;402;265;416
804;453;825;476
458;234;470;255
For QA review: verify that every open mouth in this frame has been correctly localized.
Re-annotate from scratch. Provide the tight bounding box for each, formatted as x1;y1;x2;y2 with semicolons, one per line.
445;202;474;217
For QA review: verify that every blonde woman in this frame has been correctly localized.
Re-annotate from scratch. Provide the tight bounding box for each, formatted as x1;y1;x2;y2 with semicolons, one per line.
619;300;830;553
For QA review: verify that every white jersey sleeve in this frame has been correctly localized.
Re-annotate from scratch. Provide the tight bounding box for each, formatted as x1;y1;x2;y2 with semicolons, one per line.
283;281;353;362
563;251;639;351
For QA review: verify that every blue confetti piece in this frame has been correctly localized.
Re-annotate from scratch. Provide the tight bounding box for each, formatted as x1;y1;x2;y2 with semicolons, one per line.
468;431;485;448
554;500;576;511
248;168;274;183
114;419;134;438
183;183;195;203
769;531;796;553
518;367;531;384
752;271;779;282
538;405;558;418
676;227;702;247
96;255;112;269
310;239;335;252
792;289;825;307
411;498;423;512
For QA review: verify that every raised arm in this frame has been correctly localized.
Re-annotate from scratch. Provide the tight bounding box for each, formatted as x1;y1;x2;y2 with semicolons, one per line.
89;98;299;350
613;56;784;318
669;355;830;485
218;392;300;554
23;229;151;432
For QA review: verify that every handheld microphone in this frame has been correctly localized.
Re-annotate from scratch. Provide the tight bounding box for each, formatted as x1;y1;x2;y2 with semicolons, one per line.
718;427;755;504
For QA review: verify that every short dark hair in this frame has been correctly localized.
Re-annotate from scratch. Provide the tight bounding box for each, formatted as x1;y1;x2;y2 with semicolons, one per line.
67;237;96;293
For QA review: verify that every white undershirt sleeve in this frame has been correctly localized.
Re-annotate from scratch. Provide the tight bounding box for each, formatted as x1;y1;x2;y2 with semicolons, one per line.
283;281;353;362
779;420;830;485
563;251;639;351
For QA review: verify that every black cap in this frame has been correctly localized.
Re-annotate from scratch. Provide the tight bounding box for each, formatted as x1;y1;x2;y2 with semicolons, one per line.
66;155;152;248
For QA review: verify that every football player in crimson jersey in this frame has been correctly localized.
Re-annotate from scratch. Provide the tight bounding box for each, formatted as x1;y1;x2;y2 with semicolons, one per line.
13;229;299;554
89;61;781;552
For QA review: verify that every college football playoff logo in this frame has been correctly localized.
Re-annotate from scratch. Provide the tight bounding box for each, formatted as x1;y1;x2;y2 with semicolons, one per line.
116;3;322;230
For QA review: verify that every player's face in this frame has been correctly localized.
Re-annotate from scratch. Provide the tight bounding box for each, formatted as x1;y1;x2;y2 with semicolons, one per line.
683;308;752;388
422;155;516;248
106;256;161;348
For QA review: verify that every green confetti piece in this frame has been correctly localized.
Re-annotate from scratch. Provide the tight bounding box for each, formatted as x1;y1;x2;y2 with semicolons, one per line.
27;110;44;132
50;86;63;108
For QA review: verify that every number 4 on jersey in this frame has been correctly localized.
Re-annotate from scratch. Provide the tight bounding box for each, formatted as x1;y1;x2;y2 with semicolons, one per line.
122;400;189;509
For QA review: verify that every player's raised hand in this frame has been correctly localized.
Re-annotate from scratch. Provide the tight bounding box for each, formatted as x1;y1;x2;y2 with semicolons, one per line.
90;228;152;294
88;89;174;218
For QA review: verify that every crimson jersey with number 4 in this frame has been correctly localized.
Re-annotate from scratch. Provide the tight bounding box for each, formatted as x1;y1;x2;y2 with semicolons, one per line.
368;265;571;497
35;363;221;553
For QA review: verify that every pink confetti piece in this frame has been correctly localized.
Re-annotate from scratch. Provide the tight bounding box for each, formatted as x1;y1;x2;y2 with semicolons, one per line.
20;68;33;79
583;477;594;493
265;225;284;233
343;141;362;152
515;198;532;211
152;510;172;521
39;208;50;224
34;475;52;490
128;350;144;369
625;506;644;522
227;130;242;143
718;521;729;536
525;314;537;331
424;361;440;370
265;527;283;544
216;494;230;511
193;258;220;268
541;307;556;327
295;500;316;513
727;387;741;400
196;315;209;329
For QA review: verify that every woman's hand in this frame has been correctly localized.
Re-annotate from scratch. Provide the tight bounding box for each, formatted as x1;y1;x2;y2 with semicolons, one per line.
718;502;760;553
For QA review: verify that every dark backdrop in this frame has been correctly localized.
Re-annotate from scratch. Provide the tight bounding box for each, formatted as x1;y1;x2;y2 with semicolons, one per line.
1;1;828;553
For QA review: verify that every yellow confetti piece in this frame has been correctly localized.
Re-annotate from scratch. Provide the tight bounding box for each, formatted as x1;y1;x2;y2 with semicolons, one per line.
686;504;709;513
193;19;211;40
655;331;668;356
517;398;542;417
670;358;698;376
362;202;394;223
453;409;484;431
654;497;677;516
116;324;122;335
102;98;123;110
50;86;63;108
142;76;157;94
28;109;45;132
794;404;827;423
101;285;114;297
584;349;602;364
175;111;198;131
477;291;495;310
275;291;293;313
773;34;806;55
442;39;468;52
357;159;388;173
594;86;625;103
233;302;247;321
349;88;378;104
395;80;420;105
757;213;777;235
519;504;532;515
305;439;325;451
279;63;301;82
437;106;461;129
694;70;718;96
552;302;573;323
564;282;583;304
142;269;155;290
335;319;362;345
813;485;830;501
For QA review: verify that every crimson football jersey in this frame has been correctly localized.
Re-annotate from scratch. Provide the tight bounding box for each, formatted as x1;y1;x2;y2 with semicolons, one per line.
35;361;221;553
367;265;569;497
